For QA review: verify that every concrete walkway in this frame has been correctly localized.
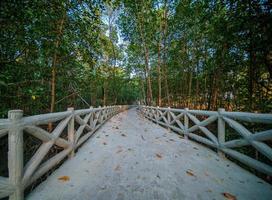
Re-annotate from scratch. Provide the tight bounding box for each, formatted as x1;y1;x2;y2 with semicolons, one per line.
27;108;272;200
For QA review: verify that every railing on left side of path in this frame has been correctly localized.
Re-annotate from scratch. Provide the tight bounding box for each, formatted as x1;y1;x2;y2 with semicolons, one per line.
139;106;272;177
0;105;128;200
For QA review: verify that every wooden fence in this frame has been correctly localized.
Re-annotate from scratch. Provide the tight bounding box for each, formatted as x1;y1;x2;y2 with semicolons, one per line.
0;105;128;200
140;106;272;176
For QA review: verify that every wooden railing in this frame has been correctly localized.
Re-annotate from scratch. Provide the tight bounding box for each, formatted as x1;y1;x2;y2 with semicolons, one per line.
140;106;272;176
0;105;128;200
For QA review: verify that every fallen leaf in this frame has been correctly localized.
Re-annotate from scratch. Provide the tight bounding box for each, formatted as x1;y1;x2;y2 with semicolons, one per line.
58;176;70;182
116;149;123;154
141;135;145;140
186;170;196;177
114;165;121;171
156;153;162;159
222;192;236;200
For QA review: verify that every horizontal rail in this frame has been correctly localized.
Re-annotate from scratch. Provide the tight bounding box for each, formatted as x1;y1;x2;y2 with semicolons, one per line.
140;106;272;177
0;105;129;200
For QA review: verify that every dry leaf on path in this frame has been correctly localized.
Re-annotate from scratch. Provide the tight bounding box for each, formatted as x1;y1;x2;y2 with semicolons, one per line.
222;192;236;200
114;165;121;171
186;170;196;177
58;176;70;182
156;153;162;159
116;149;123;153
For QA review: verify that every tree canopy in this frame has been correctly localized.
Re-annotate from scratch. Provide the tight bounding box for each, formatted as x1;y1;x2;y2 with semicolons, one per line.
1;0;271;117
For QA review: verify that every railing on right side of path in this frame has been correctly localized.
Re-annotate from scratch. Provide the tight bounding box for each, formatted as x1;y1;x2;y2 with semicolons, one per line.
139;106;272;176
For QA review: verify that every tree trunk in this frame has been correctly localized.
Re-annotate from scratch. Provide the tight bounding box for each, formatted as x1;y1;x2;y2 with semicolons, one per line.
145;49;153;106
162;0;170;106
188;71;192;107
140;77;146;104
248;50;256;110
163;67;170;105
91;79;97;106
157;41;162;106
196;75;199;108
48;14;65;131
138;21;152;104
103;81;107;106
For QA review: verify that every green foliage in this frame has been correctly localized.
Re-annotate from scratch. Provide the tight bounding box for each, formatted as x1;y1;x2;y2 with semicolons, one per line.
0;0;141;117
119;0;272;111
0;0;271;117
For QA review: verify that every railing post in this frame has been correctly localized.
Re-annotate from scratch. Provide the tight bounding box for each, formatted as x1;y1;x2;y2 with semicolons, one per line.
89;106;94;129
156;106;159;124
218;108;225;158
67;107;75;158
105;106;108;120
8;110;24;200
167;107;171;131
184;108;189;139
102;106;105;122
98;106;102;123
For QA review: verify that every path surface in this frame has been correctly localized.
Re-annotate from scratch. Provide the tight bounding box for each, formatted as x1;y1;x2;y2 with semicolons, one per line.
27;108;272;200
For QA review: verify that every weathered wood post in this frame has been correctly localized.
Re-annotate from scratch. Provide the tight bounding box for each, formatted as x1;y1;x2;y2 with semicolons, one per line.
67;107;75;158
184;108;189;139
156;106;159;124
8;110;24;200
218;108;225;158
167;107;171;131
109;106;112;117
102;105;105;122
89;106;94;129
98;106;102;123
105;106;108;120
